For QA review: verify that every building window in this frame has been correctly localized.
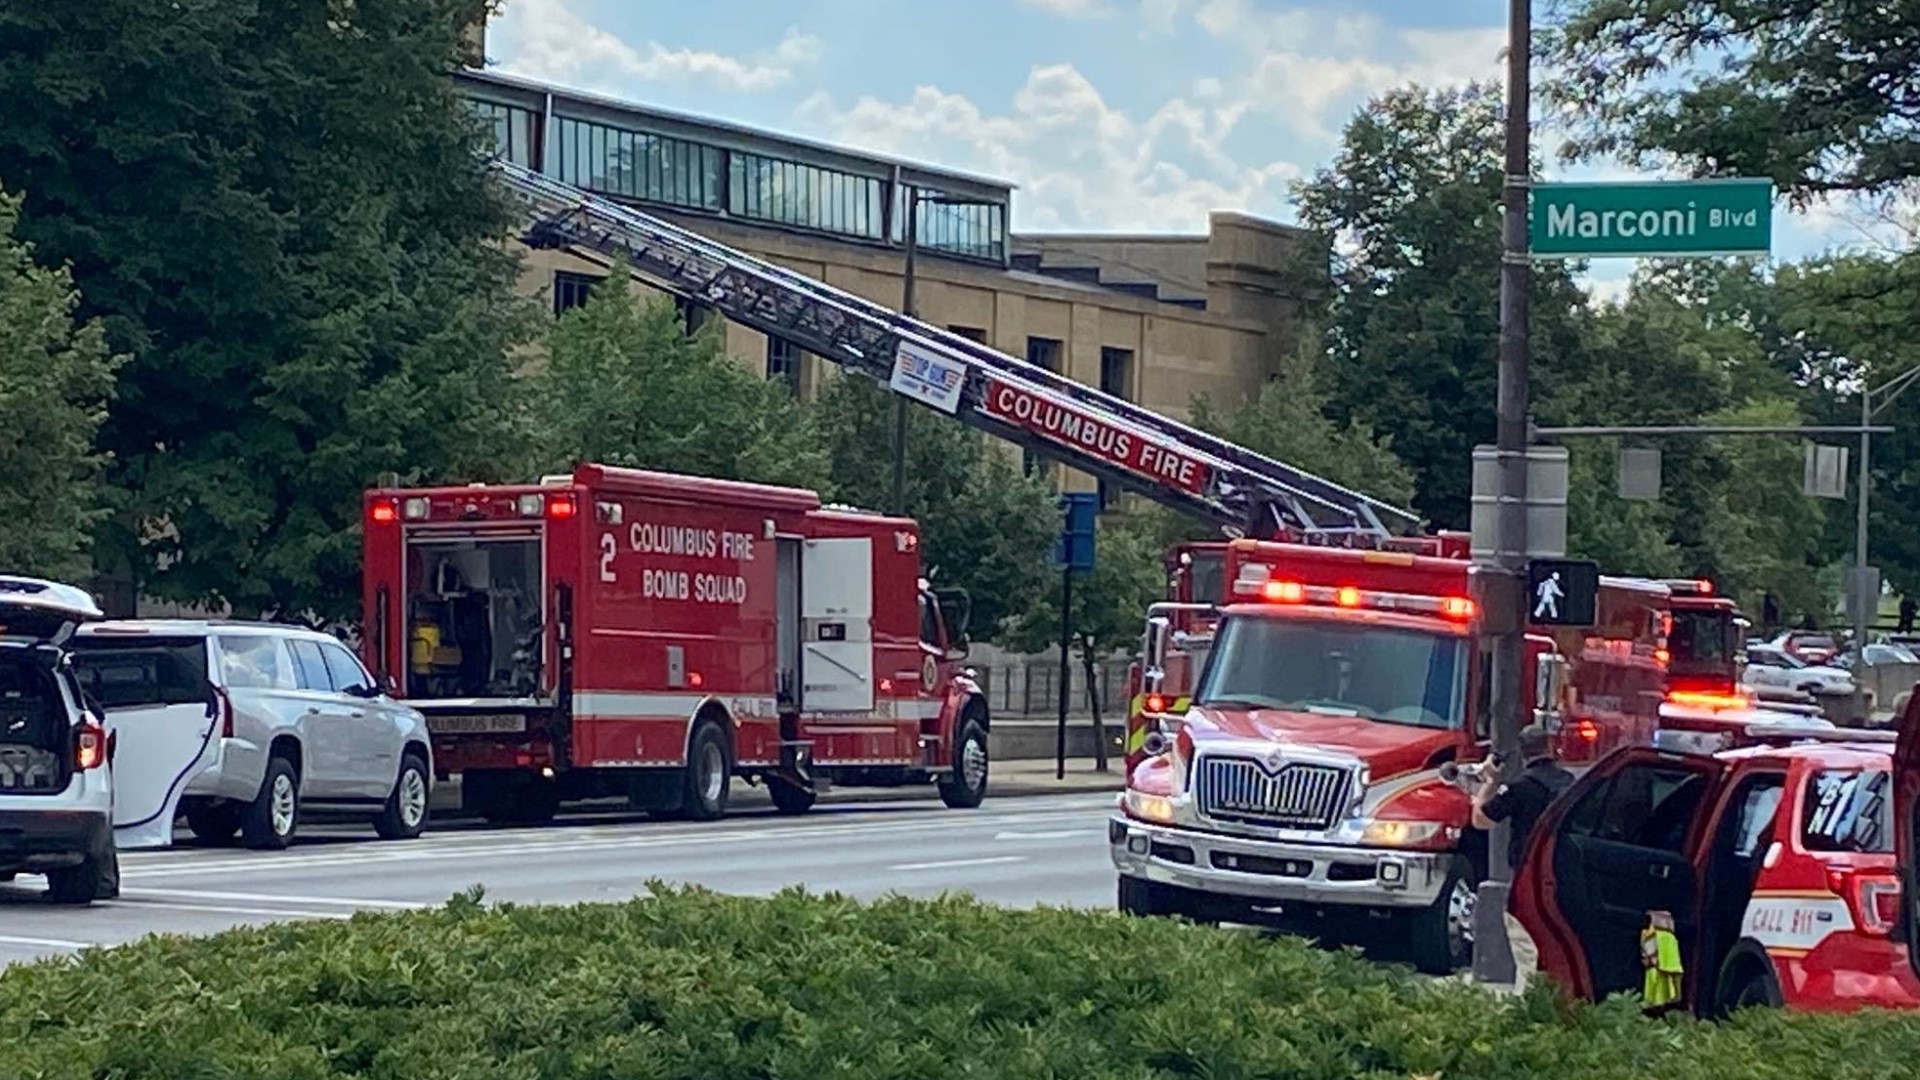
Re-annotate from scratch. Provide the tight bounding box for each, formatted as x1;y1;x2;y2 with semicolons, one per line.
553;271;601;315
1023;337;1063;479
548;115;722;212
1098;347;1134;508
767;335;801;394
470;100;538;167
675;296;711;336
728;150;886;241
899;188;1008;263
948;325;987;343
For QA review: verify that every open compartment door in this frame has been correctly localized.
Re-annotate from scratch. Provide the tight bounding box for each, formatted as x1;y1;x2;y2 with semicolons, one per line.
800;537;873;713
1896;687;1920;983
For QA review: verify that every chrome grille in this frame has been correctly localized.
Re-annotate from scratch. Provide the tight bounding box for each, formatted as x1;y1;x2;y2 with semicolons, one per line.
1197;756;1350;831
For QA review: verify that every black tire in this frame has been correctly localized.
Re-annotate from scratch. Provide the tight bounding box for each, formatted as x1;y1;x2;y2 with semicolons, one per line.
373;753;432;840
241;755;300;850
1714;955;1784;1016
767;776;817;815
1118;875;1202;919
678;720;733;822
47;832;119;906
185;802;241;845
1404;855;1477;975
937;715;989;810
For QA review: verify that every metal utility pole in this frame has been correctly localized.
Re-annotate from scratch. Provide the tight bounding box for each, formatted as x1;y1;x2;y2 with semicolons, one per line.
1849;364;1920;687
892;186;922;515
1473;0;1531;988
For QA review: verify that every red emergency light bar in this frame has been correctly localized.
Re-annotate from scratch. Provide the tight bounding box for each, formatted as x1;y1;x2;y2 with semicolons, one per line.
1231;569;1475;622
1666;690;1750;711
1661;578;1716;597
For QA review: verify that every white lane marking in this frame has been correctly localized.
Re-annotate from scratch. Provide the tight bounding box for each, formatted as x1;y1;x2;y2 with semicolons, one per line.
122;807;1113;882
0;934;91;950
891;855;1028;872
106;900;352;921
993;830;1088;841
121;887;428;910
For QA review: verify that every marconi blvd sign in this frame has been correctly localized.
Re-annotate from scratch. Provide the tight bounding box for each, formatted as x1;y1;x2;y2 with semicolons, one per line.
977;377;1214;496
1529;178;1773;258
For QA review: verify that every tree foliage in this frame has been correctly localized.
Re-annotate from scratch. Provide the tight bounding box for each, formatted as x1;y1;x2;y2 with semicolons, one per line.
810;374;1059;641
0;0;529;619
0;190;121;581
1000;514;1165;661
524;271;826;489
1295;83;1591;527
1544;0;1920;201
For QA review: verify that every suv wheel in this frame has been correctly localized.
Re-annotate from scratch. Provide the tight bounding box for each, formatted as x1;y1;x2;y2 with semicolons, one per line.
374;753;431;840
242;756;300;850
185;802;241;845
47;832;119;906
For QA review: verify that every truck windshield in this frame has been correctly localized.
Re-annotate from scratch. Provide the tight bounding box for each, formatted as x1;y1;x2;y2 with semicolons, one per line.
1193;615;1468;729
1668;608;1733;677
405;536;543;698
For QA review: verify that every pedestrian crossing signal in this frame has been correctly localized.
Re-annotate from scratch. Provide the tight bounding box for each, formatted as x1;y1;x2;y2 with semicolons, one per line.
1527;558;1599;627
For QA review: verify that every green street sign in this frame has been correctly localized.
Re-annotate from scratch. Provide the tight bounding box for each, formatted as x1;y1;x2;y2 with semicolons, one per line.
1529;178;1773;258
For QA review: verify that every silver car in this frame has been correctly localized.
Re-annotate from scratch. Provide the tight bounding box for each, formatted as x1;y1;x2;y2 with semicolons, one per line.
70;620;433;849
0;576;119;904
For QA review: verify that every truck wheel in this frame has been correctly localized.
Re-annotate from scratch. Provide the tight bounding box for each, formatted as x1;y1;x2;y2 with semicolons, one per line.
938;716;989;810
1405;855;1476;975
767;777;816;815
1118;875;1202;919
486;779;560;826
185;802;240;845
373;753;432;840
47;828;120;905
678;720;733;822
241;756;300;850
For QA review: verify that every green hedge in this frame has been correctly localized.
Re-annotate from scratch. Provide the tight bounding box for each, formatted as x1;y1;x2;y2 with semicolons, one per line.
3;886;1918;1079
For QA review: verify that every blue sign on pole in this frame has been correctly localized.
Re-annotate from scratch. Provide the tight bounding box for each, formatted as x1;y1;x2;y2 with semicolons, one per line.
1054;492;1098;573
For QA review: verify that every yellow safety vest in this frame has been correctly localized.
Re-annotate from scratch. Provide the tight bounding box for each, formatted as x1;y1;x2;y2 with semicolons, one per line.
1641;927;1683;1008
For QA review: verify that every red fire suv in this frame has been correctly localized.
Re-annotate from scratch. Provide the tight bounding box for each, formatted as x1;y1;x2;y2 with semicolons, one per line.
1513;715;1920;1014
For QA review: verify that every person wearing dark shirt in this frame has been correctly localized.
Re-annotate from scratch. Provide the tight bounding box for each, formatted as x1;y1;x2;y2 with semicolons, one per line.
1470;725;1574;989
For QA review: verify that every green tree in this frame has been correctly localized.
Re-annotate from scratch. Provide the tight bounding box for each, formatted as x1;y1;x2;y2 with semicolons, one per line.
524;271;826;489
0;190;121;581
810;374;1058;641
1697;398;1831;618
1545;0;1920;202
0;0;529;619
1295;83;1591;527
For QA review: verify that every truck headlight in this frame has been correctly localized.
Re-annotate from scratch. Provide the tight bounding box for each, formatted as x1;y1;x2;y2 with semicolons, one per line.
1124;789;1176;824
1358;820;1451;848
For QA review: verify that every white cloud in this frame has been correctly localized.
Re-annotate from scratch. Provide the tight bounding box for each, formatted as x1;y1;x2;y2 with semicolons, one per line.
1019;0;1113;15
798;63;1301;232
491;0;821;94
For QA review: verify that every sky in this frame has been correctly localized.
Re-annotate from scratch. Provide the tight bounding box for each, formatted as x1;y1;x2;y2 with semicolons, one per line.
486;0;1904;299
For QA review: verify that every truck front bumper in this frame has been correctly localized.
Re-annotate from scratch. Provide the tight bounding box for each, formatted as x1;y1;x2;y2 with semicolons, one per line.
1108;815;1449;910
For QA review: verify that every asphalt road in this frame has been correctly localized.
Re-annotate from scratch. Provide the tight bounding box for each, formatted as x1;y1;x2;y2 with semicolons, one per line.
0;792;1119;966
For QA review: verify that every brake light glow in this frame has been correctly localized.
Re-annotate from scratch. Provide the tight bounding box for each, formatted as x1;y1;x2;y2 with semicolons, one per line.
1828;868;1903;937
545;494;577;520
1146;693;1167;713
1574;719;1600;744
75;723;107;770
1440;596;1475;621
368;499;399;525
1696;579;1714;595
1262;580;1305;603
1666;690;1749;711
1335;586;1363;608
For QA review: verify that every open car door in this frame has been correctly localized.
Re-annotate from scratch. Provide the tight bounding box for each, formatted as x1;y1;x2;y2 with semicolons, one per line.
1513;747;1726;1000
1898;687;1920;987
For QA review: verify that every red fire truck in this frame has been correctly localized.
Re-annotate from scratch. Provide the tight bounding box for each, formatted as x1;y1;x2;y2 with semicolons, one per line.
1110;538;1670;973
1661;578;1745;697
361;465;987;824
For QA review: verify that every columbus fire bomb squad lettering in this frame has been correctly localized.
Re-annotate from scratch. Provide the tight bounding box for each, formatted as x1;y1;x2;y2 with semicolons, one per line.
612;523;755;604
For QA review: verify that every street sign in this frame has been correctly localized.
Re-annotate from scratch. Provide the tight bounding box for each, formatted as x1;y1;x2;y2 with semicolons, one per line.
1470;446;1568;559
1803;443;1849;500
1053;492;1098;573
1530;179;1773;258
1526;559;1599;627
1617;447;1661;501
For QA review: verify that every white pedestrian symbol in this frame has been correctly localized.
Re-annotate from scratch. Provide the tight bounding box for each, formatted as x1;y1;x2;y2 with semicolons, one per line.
1533;572;1565;620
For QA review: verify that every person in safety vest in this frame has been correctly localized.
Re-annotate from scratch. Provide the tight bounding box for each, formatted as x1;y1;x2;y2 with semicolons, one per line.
1471;725;1574;988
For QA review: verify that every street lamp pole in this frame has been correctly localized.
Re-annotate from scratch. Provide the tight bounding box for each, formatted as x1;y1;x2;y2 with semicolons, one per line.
1851;364;1920;682
1472;0;1531;988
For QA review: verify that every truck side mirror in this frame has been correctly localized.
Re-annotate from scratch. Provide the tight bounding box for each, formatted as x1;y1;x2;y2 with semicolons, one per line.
944;634;971;662
1142;615;1173;682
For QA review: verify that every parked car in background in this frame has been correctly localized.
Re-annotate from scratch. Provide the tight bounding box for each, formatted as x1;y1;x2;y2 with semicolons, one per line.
0;577;119;904
1745;644;1857;698
69;621;434;850
1834;642;1920;669
1768;630;1841;666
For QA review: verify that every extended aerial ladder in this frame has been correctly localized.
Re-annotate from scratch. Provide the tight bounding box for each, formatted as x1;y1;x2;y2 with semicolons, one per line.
491;160;1421;540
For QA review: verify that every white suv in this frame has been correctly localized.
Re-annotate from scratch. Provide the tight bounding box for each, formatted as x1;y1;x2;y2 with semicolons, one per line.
0;577;119;904
70;621;434;850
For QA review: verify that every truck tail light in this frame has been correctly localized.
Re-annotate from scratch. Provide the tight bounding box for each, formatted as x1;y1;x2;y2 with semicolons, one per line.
545;494;577;520
213;685;235;739
1829;868;1903;937
75;722;108;771
1573;719;1600;744
368;498;399;525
